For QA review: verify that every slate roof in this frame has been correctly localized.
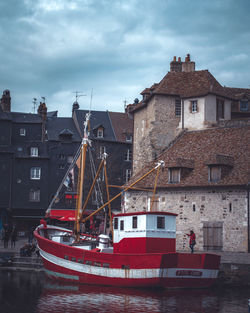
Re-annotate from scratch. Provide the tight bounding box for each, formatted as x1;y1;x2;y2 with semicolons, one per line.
46;117;81;142
131;70;236;113
129;126;250;189
74;110;116;142
11;112;42;123
108;111;133;143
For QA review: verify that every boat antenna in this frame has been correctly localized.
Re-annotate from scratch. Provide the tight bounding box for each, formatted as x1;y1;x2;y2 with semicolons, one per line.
89;88;93;114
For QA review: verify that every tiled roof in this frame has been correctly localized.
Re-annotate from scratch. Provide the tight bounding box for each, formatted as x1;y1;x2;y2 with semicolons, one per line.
129;126;250;189
108;111;133;143
131;70;236;112
223;87;250;100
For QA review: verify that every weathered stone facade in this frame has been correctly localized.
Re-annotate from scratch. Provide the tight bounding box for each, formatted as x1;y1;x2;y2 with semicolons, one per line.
123;187;249;252
133;95;181;174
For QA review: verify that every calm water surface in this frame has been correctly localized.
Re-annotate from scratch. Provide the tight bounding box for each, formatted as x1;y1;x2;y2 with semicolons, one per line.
0;271;249;313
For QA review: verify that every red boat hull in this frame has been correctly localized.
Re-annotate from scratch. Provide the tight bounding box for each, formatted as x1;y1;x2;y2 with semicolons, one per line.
35;227;220;288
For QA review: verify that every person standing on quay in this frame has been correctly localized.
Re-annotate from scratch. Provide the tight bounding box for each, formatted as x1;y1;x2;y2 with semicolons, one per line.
3;224;10;248
11;224;17;248
186;230;196;253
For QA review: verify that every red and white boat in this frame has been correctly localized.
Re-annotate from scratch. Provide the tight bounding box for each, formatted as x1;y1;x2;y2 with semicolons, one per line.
35;211;220;288
34;113;220;288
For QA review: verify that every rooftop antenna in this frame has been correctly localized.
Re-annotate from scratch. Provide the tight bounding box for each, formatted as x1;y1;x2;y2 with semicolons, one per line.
41;96;46;103
124;99;127;110
72;91;86;102
89;88;93;113
32;98;37;113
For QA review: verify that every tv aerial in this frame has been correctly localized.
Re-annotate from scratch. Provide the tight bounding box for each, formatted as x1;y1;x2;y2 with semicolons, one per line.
72;91;86;102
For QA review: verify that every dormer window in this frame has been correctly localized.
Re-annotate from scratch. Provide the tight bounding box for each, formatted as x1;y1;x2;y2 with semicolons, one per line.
208;166;221;182
30;147;38;157
126;134;132;142
20;128;26;136
168;168;180;183
97;128;104;138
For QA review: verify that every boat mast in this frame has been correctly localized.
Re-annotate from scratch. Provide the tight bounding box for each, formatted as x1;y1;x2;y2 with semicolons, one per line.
75;113;91;240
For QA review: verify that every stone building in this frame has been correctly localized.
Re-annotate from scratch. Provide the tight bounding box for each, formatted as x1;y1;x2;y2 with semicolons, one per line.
123;125;250;253
129;54;250;174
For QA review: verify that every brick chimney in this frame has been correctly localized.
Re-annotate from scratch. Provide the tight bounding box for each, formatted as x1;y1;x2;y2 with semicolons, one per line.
0;90;11;112
182;54;195;72
170;56;182;72
170;54;195;72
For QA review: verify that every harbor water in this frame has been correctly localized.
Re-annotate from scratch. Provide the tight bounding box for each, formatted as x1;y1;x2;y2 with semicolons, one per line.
0;270;249;313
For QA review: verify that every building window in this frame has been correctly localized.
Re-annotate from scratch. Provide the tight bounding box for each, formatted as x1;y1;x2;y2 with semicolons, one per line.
216;99;224;120
240;100;248;111
208;166;221;182
99;146;106;158
67;155;73;164
126;134;132;142
124;149;132;161
168;168;180;183
157;216;165;229
59;154;65;160
29;189;40;202
30;167;41;180
59;164;65;169
20;128;26;136
175;98;181;117
30;147;38;157
125;169;132;182
191;100;198;113
120;220;124;231
97;128;104;138
132;216;137;229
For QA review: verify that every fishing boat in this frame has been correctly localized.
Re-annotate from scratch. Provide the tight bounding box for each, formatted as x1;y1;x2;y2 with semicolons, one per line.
34;113;220;288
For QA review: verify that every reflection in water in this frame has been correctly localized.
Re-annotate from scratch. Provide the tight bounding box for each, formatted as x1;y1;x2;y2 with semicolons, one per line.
0;271;249;313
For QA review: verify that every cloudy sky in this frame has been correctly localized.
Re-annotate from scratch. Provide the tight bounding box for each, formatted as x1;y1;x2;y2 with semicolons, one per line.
1;0;250;116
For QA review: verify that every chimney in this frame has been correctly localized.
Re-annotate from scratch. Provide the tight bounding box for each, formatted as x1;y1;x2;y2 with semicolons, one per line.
170;56;182;72
182;54;195;72
0;90;11;112
37;101;47;121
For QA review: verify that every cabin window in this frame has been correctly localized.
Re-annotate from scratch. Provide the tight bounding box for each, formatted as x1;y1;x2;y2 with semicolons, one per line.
30;167;41;180
64;255;69;260
132;216;137;229
30;147;38;157
20;128;26;136
122;265;130;269
157;216;165;229
85;260;92;265
29;189;40;202
72;257;76;262
208;166;221;182
78;259;83;263
120;220;124;231
168;168;180;183
114;218;118;230
62;236;70;242
103;263;110;268
175;98;181;117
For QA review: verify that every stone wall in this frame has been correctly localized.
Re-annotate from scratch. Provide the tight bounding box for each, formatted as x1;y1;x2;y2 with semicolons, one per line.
123;187;248;252
133;95;181;174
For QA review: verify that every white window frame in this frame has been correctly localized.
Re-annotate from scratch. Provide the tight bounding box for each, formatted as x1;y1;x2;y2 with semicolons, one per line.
125;149;132;161
99;146;106;159
30;167;41;180
191;100;198;113
29;189;40;202
97;128;104;138
30;147;38;157
20;128;26;136
126;134;132;142
125;169;132;182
